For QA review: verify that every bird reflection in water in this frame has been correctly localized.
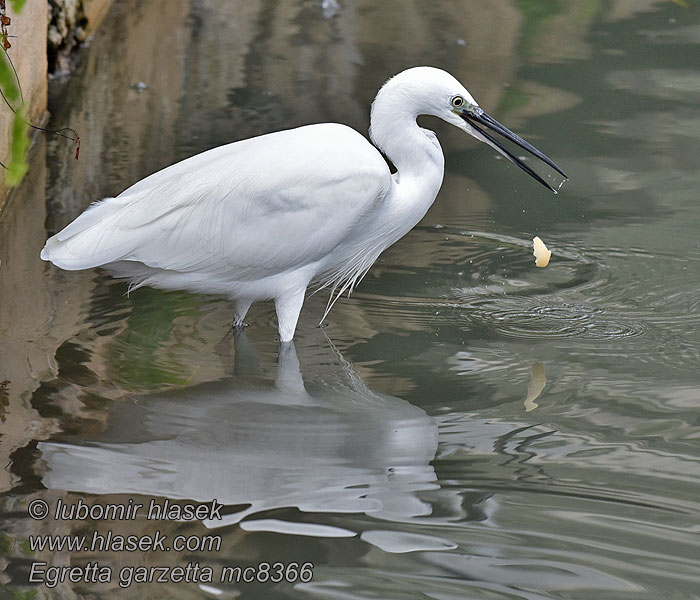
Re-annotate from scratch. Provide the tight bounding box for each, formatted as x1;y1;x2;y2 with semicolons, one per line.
39;335;439;533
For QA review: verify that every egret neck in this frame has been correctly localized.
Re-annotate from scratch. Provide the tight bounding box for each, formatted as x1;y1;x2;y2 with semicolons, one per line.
369;84;445;232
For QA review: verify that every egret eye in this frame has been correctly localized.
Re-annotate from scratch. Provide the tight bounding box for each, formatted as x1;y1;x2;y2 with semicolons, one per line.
451;96;464;108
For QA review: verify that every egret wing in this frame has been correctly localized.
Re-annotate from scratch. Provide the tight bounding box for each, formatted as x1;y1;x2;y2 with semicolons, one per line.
42;124;391;283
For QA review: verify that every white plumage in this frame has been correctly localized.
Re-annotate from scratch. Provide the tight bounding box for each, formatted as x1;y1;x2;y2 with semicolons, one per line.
42;67;565;341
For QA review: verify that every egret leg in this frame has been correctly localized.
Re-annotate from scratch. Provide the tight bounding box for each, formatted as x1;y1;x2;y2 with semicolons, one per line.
275;288;306;342
233;299;253;328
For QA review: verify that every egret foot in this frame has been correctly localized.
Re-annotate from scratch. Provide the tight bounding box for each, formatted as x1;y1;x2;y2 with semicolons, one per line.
233;299;253;330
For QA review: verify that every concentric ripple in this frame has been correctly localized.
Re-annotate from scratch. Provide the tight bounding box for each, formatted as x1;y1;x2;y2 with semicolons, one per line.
460;297;646;341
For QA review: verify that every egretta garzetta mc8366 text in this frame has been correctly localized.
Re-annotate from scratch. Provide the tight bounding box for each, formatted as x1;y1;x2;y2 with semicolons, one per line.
41;67;567;341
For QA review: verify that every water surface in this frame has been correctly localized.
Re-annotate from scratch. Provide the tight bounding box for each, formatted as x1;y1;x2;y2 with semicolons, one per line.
1;1;699;598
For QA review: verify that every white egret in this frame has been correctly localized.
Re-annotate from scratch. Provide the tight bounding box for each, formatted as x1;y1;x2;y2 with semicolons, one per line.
41;67;566;341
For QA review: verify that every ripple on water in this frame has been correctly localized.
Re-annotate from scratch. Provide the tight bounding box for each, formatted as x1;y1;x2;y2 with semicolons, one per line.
459;297;647;341
350;229;700;379
366;230;700;353
392;231;650;342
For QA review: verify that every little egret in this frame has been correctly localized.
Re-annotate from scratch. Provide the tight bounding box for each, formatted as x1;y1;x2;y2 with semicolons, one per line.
42;67;566;341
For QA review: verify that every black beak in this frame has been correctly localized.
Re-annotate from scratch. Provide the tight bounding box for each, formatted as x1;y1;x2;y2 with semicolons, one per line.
460;108;567;193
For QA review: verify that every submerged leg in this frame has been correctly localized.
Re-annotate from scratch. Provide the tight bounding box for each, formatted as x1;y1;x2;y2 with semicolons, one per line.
275;288;306;342
233;298;253;328
233;327;263;377
275;340;306;393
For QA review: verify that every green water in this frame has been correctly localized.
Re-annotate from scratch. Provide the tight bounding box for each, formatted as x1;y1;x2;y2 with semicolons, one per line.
1;1;699;598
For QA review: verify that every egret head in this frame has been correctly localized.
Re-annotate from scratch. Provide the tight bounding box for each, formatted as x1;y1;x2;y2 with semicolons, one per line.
372;67;567;192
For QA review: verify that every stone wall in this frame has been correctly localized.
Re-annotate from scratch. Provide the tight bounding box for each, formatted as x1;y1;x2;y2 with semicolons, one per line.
0;1;47;212
0;0;111;212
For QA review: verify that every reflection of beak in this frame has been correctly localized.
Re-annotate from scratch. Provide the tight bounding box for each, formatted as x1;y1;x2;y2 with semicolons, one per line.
459;107;568;193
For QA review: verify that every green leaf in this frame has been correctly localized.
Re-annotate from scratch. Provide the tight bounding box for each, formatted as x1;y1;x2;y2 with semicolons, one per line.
0;49;20;105
5;106;29;186
9;0;27;13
